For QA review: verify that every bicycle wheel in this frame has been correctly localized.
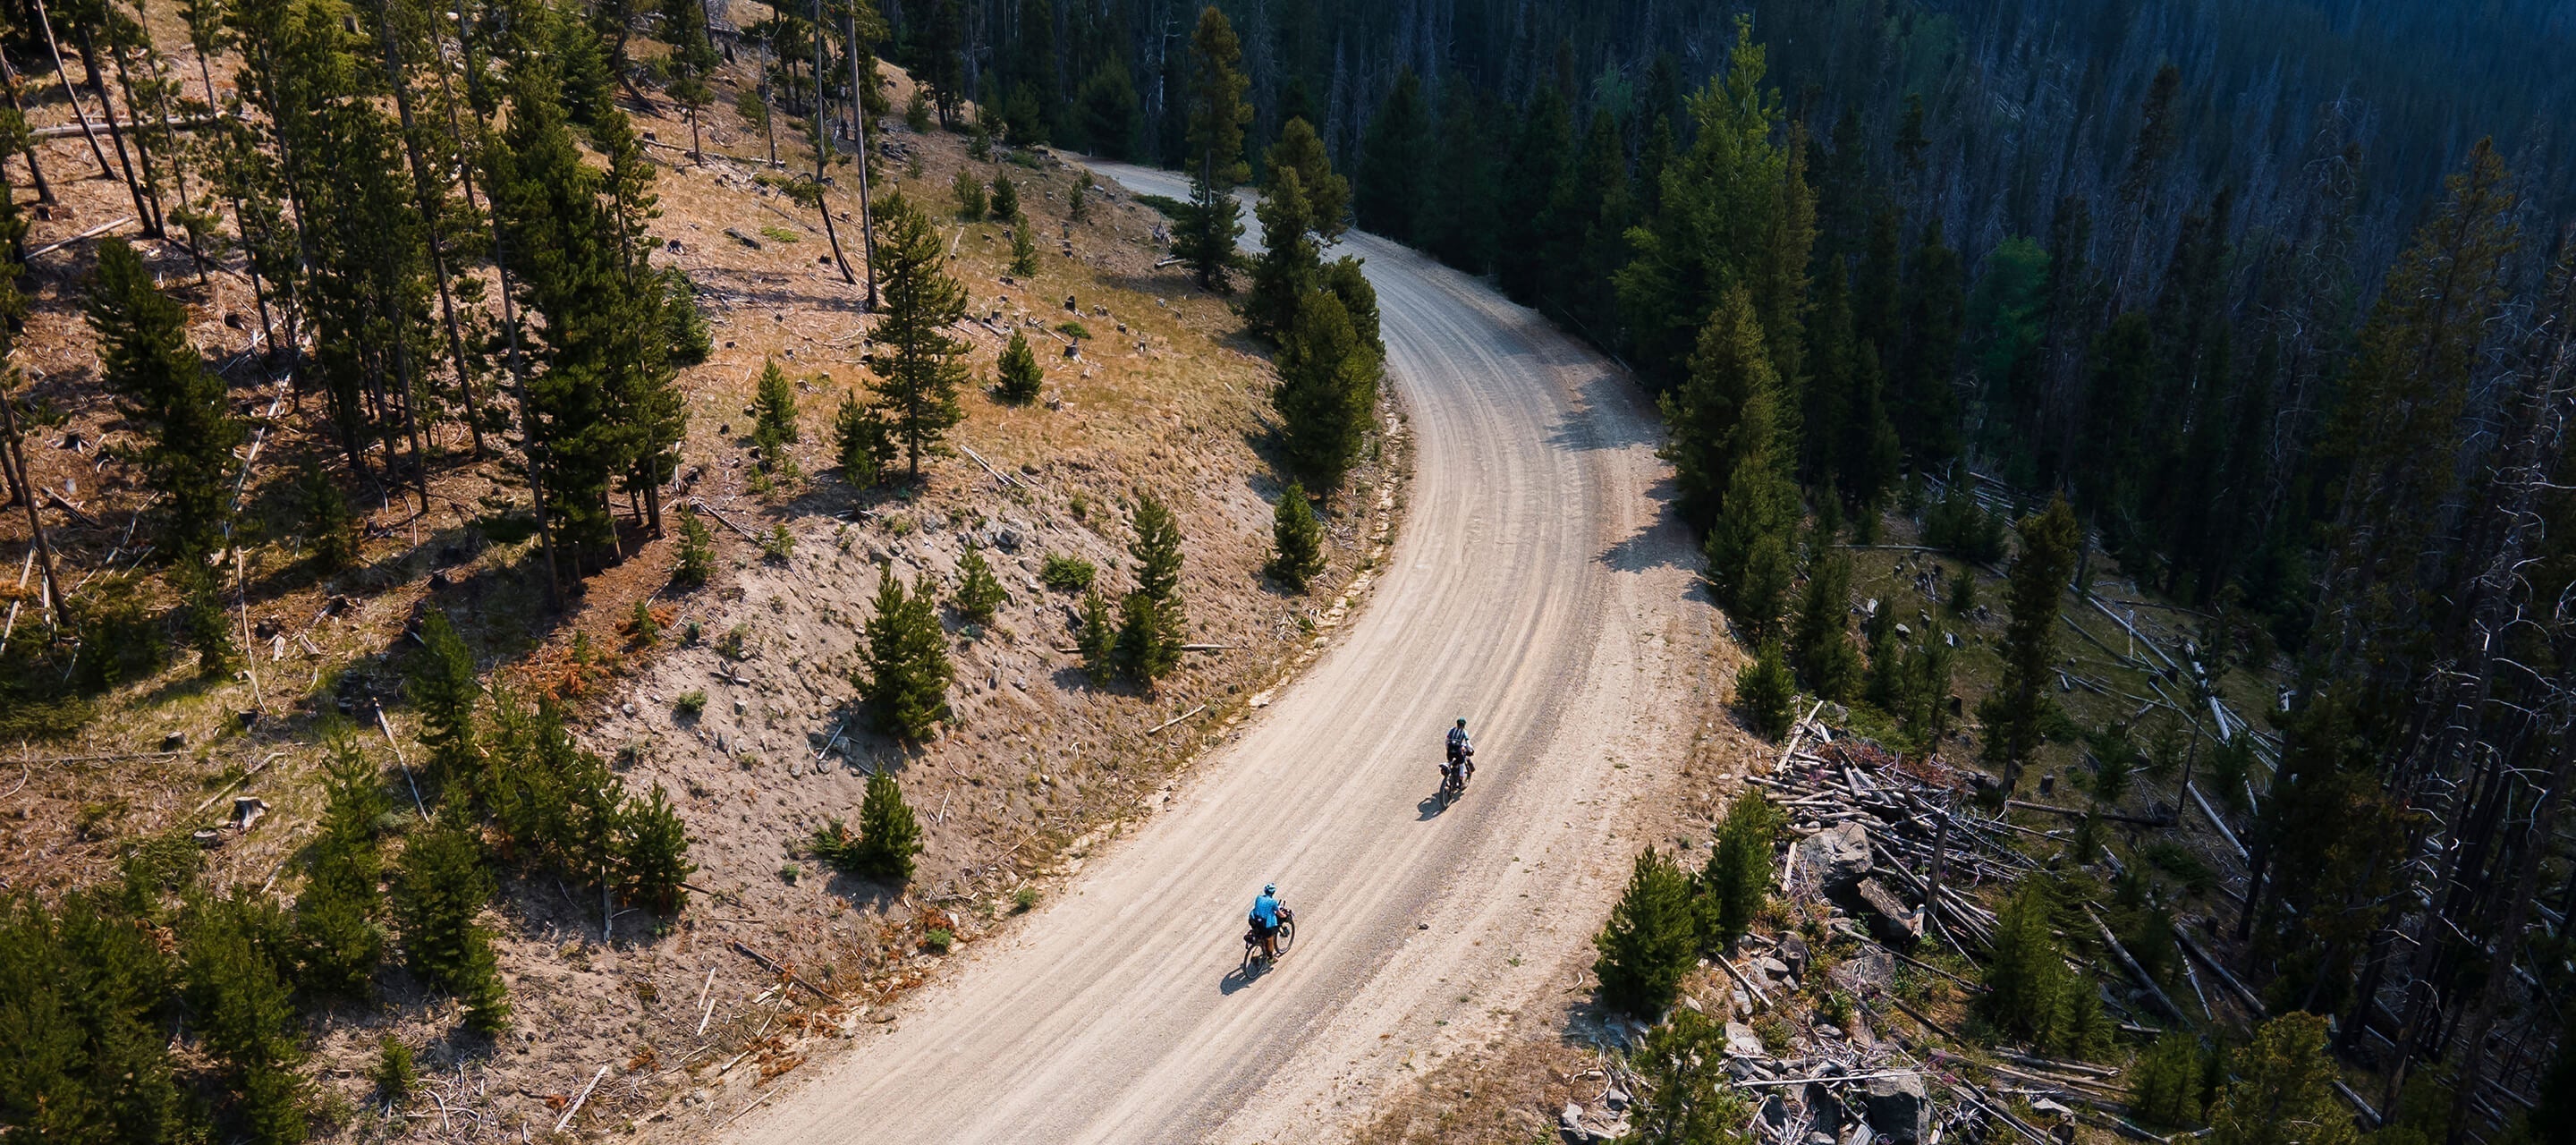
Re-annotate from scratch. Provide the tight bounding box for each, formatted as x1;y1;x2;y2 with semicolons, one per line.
1274;918;1296;956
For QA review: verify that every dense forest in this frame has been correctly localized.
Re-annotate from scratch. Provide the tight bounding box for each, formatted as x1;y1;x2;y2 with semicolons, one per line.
895;0;2576;1142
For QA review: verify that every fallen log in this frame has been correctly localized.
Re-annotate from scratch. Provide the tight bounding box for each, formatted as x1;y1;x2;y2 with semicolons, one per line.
2171;924;2265;1018
731;941;843;1004
2087;904;2188;1024
2005;799;2170;827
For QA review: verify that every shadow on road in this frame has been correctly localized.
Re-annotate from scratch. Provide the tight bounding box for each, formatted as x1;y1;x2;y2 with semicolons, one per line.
1219;958;1269;995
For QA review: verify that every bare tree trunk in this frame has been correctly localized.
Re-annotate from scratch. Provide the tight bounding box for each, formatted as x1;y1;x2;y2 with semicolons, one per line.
31;0;119;186
2443;743;2565;1145
845;8;877;310
0;55;56;204
808;0;854;284
0;389;64;623
369;0;487;459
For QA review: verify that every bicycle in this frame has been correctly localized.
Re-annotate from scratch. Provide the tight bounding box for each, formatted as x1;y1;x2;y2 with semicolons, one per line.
1242;907;1296;969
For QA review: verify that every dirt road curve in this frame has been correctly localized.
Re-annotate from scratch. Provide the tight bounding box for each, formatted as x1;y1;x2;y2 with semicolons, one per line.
730;164;1716;1144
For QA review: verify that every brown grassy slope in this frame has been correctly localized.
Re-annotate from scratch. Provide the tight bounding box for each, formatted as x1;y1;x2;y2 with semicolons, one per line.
0;47;1410;1139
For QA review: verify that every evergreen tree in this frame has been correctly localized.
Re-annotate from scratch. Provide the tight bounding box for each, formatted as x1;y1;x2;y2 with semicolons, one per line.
87;238;241;559
1661;286;1783;532
2211;1014;2355;1145
1076;587;1116;683
1266;116;1346;242
1242;166;1320;344
1695;791;1781;951
1494;84;1572;303
953;548;1007;623
661;0;718;156
1275;289;1381;493
2131;1032;2210;1128
1790;551;1861;700
1631;1008;1752;1145
1982;882;2109;1056
1009;211;1039;276
1734;640;1797;738
1423;84;1496;272
1593;846;1698;1018
1354;71;1428;242
834;388;900;487
0;891;187;1141
182;890;309;1142
408;607;480;792
1979;496;2082;794
952;168;986;218
1174;5;1248;292
858;567;952;740
996;331;1044;404
1072;57;1140;159
1112;589;1184;685
1128;493;1185;603
300;460;358;574
295;736;388;1000
989;173;1019;220
393;820;508;1033
1266;481;1327;590
867;191;970;479
674;513;716;586
853;767;923;882
754;359;801;454
614;783;692;915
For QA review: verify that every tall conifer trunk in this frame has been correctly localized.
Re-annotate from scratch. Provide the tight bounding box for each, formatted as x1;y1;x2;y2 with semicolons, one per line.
808;0;854;284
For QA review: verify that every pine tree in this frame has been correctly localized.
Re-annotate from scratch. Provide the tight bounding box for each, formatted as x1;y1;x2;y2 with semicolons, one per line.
408;607;480;793
393;819;509;1033
1076;586;1116;682
614;783;692;915
1983;882;2093;1054
1174;4;1248;293
2211;1014;2355;1145
87;237;242;559
1696;791;1781;951
1009;211;1038;276
300;460;358;574
1275;289;1381;492
1354;71;1428;242
1267;116;1347;242
1113;591;1185;685
1979;496;2082;794
674;512;716;586
175;558;239;674
295;735;388;1000
661;0;718;156
996;331;1043;404
834;388;899;487
182;889;309;1141
953;548;1007;623
1267;482;1327;590
1241;165;1320;343
853;767;924;883
952;167;986;218
868;191;970;479
1631;1008;1752;1145
1495;84;1572;304
1790;551;1862;700
2131;1032;2209;1128
1593;846;1698;1018
0;891;188;1141
1735;640;1797;738
989;173;1020;220
859;567;952;740
754;359;801;456
1660;285;1783;532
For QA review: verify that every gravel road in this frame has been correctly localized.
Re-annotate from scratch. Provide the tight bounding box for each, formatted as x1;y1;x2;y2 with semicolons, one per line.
729;162;1716;1144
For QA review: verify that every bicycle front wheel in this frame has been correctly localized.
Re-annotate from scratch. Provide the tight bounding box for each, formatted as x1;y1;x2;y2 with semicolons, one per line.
1274;919;1296;955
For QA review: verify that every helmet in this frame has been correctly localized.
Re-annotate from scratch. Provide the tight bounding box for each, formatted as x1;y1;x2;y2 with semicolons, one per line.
1263;884;1276;896
1455;717;1468;727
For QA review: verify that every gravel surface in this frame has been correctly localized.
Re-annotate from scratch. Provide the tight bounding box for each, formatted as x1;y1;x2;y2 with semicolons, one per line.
728;162;1719;1145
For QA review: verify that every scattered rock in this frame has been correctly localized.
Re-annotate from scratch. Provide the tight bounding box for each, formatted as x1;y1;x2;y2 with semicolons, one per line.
161;732;186;751
1828;947;1896;994
1724;1021;1765;1058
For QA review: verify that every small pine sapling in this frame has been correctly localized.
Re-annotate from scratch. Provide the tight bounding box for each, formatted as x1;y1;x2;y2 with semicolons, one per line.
989;174;1019;219
1592;846;1698;1018
834;389;898;488
953;548;1007;623
858;569;953;740
855;768;924;882
953;168;986;218
629;599;660;646
674;513;716;586
614;784;693;914
1734;641;1797;738
1265;481;1327;589
1077;587;1115;681
301;459;358;573
1009;211;1039;276
996;331;1044;403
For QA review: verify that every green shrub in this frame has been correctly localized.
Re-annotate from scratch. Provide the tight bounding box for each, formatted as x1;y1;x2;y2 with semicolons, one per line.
834;389;899;488
996;331;1044;403
923;927;954;953
1013;886;1038;912
674;690;708;717
764;523;795;563
629;598;660;647
1040;554;1096;590
1057;319;1091;340
616;784;694;915
372;1037;418;1102
1112;591;1183;685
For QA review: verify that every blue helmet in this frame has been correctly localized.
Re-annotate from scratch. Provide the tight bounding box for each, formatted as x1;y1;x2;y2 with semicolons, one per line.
1263;884;1276;896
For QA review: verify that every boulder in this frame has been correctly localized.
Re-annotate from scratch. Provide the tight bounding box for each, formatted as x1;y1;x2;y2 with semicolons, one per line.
1778;933;1809;974
1794;822;1875;891
1865;1073;1932;1143
1724;1021;1765;1058
1855;877;1922;946
1828;948;1897;994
